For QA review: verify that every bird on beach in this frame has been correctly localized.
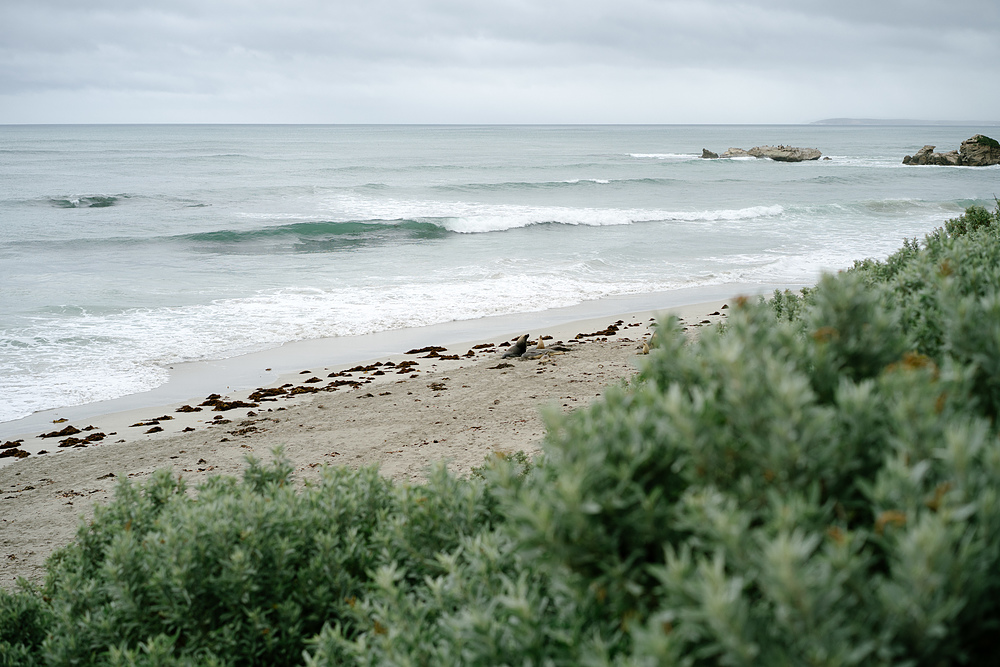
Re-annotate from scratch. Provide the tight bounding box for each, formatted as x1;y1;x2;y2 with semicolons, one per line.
501;334;529;358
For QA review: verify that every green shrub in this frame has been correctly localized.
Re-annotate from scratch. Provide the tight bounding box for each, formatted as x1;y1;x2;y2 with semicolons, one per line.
35;452;501;665
767;285;813;322
943;203;997;238
469;449;535;480
9;203;1000;665
519;284;1000;664
0;583;50;666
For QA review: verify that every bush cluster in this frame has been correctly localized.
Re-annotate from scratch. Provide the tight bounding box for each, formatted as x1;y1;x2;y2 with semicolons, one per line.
4;202;1000;665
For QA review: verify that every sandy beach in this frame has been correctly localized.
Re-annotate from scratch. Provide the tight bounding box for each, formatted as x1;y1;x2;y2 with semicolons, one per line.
0;298;734;588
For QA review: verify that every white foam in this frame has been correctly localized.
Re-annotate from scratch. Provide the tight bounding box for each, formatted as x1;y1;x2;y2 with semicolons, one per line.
628;153;699;160
635;152;754;161
0;265;753;422
322;194;784;234
820;156;907;168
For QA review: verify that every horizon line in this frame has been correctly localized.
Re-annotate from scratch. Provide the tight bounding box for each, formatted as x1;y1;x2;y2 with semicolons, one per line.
2;119;999;127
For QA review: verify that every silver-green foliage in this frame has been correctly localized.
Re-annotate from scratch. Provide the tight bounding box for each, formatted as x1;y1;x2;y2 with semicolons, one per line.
32;456;501;665
522;287;999;665
0;581;50;667
786;201;1000;414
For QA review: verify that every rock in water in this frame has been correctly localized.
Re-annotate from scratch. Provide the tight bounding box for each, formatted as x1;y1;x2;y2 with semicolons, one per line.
721;147;751;158
960;134;1000;166
902;145;960;166
903;135;1000;167
747;145;822;162
701;148;719;159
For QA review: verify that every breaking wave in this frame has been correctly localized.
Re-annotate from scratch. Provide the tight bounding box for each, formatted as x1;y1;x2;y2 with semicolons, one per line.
48;195;125;208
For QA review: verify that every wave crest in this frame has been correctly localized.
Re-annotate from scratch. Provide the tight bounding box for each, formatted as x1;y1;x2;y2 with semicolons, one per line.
183;219;449;244
439;203;784;233
434;176;679;193
192;204;787;243
49;195;123;208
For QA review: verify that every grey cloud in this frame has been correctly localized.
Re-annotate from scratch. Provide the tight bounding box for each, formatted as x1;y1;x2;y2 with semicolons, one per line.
7;0;997;64
1;0;998;122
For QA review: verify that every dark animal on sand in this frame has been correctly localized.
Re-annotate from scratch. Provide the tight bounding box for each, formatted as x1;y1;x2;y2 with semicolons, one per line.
501;334;529;358
521;337;553;359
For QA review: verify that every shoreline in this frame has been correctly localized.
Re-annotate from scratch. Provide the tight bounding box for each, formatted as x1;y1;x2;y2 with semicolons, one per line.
0;287;791;587
0;283;796;444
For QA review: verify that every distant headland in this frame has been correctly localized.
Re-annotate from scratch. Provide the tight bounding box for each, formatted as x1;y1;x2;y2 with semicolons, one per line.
813;118;1000;126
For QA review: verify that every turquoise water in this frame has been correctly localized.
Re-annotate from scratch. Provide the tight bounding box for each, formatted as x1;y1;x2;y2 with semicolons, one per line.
1;124;997;422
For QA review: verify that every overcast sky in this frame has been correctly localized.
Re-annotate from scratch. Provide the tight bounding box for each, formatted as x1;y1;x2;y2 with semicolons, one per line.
1;0;998;124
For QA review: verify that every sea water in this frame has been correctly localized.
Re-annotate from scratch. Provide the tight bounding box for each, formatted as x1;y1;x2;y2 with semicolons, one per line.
1;124;997;424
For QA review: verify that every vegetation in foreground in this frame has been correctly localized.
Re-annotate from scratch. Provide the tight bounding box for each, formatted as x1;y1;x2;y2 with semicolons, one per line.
2;203;1000;666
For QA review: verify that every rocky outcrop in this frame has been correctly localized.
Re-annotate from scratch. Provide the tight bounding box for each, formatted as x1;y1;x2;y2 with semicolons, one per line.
960;135;1000;166
747;145;822;162
903;145;961;166
701;148;719;159
720;147;750;158
903;135;1000;166
707;145;822;162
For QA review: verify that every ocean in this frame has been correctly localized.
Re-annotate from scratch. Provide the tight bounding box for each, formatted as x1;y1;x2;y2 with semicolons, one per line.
1;124;997;425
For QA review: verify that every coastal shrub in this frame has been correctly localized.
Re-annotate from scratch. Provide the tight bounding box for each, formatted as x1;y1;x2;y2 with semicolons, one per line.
0;583;50;666
303;527;587;666
516;283;1000;665
942;202;997;237
767;284;813;322
774;201;1000;385
36;453;501;665
7;203;1000;665
469;449;535;480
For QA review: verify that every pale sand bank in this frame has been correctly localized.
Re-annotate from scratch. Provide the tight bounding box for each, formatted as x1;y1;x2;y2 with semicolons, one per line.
0;292;774;587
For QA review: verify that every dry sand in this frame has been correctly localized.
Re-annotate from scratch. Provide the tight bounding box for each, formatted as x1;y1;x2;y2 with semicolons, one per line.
0;300;731;588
